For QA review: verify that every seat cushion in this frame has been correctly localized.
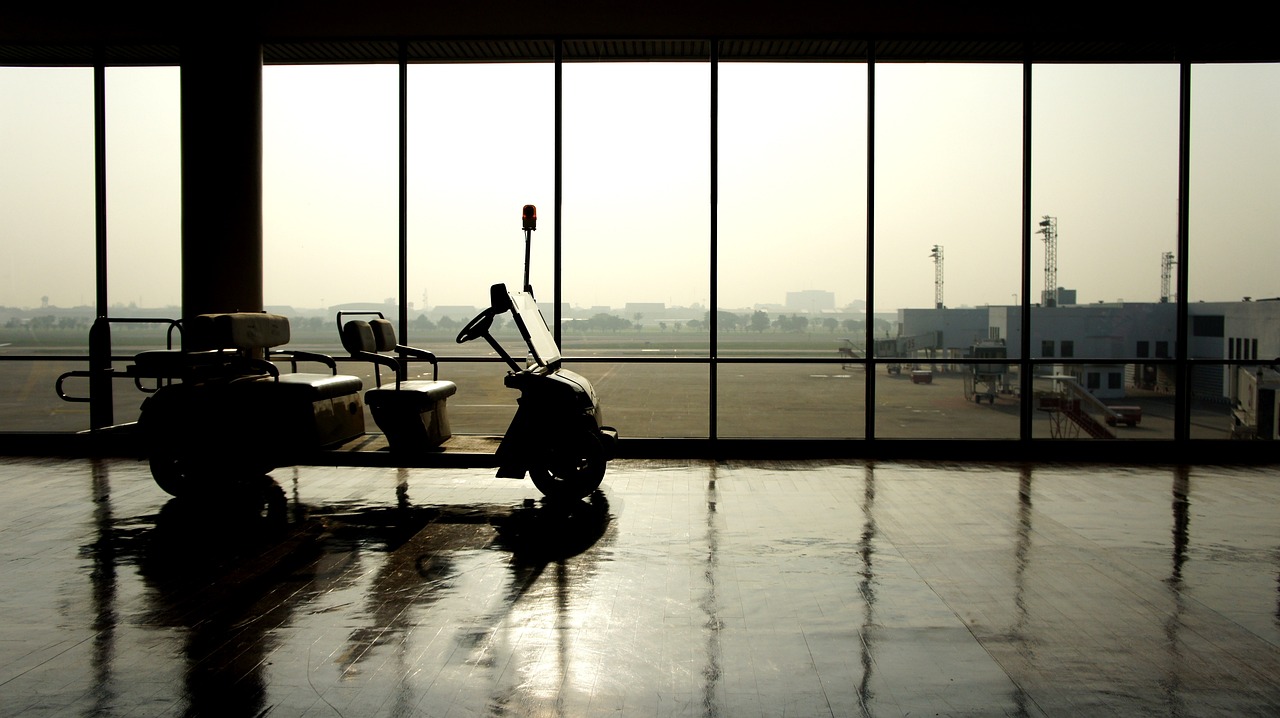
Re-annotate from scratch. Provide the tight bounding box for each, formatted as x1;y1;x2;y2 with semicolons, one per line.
365;380;457;407
242;373;363;401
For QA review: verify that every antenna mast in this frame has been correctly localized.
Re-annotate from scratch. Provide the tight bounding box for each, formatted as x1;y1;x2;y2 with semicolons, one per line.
929;245;944;309
1160;251;1176;303
1037;216;1058;307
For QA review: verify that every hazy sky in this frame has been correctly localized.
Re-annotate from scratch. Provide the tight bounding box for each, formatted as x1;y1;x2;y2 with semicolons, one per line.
2;61;1277;314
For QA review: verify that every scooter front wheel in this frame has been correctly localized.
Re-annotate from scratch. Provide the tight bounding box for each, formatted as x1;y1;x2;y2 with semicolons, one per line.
529;430;607;500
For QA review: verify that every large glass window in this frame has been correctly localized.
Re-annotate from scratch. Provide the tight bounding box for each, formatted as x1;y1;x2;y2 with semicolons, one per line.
3;54;1279;446
561;63;710;353
1188;63;1280;439
106;67;182;316
561;63;710;437
405;62;556;432
873;64;1023;438
0;68;95;432
263;64;399;338
1029;65;1180;440
717;62;867;437
0;68;95;325
104;67;184;425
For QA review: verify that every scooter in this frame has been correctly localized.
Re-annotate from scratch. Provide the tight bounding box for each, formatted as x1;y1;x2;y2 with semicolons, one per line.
455;205;618;500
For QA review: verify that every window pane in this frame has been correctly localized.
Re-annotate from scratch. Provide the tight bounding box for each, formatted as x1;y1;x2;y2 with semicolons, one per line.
873;64;1022;437
562;63;710;356
718;363;864;438
263;65;399;319
0;68;95;345
1026;65;1181;441
876;363;1020;438
1031;367;1177;440
407;63;555;348
0;69;94;431
717;63;867;438
1189;64;1280;306
718;63;867;360
1188;65;1280;440
106;67;181;315
1032;65;1179;311
573;362;709;439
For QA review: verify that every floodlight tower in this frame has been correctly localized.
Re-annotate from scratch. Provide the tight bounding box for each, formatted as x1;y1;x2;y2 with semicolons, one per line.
929;244;944;309
1037;215;1058;307
1160;251;1176;303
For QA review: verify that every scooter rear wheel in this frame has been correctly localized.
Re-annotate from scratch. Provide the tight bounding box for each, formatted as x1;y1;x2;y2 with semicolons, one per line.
529;430;607;500
149;452;197;498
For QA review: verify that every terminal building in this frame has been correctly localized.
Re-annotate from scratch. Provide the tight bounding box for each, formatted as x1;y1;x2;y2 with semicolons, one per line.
898;299;1278;402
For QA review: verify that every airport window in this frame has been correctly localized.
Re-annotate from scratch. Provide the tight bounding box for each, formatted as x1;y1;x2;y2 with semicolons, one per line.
1031;64;1178;332
262;64;400;328
2;54;1278;449
406;63;554;341
0;67;95;432
561;62;710;436
404;63;554;427
105;67;181;318
1190;64;1280;307
1028;63;1181;440
718;62;866;437
0;68;95;330
874;63;1022;439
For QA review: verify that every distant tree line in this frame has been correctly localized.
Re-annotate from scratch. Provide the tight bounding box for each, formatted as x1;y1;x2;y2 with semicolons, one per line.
280;310;891;336
4;316;89;330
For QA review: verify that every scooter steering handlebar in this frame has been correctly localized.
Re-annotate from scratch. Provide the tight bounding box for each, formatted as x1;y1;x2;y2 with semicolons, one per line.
456;308;495;344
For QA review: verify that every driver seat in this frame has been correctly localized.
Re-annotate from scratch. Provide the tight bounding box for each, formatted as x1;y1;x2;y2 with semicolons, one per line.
341;318;457;449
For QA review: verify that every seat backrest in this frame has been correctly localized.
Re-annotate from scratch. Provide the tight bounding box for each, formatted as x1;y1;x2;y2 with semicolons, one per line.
369;318;397;353
188;312;291;352
341;320;377;355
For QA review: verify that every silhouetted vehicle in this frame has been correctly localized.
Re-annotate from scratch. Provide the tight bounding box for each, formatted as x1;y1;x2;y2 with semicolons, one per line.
455;205;618;500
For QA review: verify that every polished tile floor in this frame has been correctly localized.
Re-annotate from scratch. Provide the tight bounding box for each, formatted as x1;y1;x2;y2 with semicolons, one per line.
1;456;1278;717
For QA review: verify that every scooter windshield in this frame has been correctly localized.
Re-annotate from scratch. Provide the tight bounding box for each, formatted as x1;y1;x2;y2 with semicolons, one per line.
508;290;561;369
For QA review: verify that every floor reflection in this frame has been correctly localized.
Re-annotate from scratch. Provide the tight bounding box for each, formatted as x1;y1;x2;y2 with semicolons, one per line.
701;465;722;717
6;456;1279;716
857;462;877;717
83;469;614;717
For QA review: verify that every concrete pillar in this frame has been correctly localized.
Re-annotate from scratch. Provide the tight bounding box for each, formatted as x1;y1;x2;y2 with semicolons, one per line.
180;41;263;324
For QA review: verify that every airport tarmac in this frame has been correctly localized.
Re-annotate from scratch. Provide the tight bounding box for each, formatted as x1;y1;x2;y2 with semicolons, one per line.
2;356;1234;442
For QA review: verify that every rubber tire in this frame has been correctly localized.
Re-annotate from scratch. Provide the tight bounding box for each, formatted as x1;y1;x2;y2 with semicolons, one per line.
149;452;194;498
529;430;607;501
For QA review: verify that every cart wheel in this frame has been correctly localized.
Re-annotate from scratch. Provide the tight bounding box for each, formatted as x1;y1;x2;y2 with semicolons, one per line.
529;430;607;501
149;452;197;498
